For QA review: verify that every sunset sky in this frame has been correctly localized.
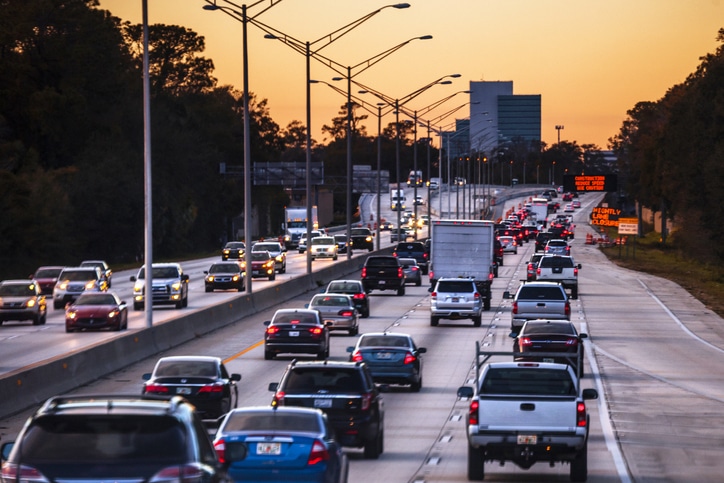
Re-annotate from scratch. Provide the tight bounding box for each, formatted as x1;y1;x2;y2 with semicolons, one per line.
100;0;723;149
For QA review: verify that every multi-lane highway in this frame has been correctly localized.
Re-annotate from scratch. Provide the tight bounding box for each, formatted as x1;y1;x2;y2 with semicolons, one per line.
3;187;724;482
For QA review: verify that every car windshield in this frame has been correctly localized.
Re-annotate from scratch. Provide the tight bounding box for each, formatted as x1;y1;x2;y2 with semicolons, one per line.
208;263;240;274
61;270;98;281
311;237;334;246
74;294;117;305
225;242;245;249
17;415;187;464
154;360;218;377
223;411;321;433
137;267;180;279
0;283;35;296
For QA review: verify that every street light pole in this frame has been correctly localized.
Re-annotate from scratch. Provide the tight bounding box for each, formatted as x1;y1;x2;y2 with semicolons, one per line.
555;124;564;144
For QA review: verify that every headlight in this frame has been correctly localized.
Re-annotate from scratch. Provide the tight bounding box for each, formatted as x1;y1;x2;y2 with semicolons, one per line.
232;275;240;282
67;310;78;319
275;255;284;262
171;282;182;291
108;309;119;319
26;299;37;308
133;283;143;294
58;281;69;290
85;281;96;290
365;236;372;242
206;275;215;282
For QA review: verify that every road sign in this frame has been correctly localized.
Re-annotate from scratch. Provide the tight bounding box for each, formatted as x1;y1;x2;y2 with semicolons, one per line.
618;217;639;235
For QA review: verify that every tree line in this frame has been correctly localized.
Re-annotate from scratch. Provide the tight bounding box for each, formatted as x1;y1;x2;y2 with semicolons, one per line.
610;29;724;263
0;1;634;280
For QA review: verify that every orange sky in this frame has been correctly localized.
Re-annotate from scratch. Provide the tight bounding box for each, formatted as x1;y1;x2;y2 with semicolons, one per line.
101;0;723;149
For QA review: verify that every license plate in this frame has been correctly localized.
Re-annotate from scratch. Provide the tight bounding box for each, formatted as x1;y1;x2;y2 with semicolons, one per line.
543;358;555;363
314;398;332;408
256;442;281;455
376;352;392;359
289;331;299;337
452;297;459;303
252;270;260;275
176;387;192;395
378;280;385;285
517;434;537;445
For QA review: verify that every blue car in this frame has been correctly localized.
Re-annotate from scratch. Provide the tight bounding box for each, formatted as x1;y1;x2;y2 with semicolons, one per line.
213;406;348;483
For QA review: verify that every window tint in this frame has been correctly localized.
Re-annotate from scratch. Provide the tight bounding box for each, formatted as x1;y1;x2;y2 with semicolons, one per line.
436;281;475;292
482;368;575;396
518;286;566;300
365;257;397;267
285;369;362;393
539;257;573;268
523;322;575;335
224;412;321;433
274;312;319;324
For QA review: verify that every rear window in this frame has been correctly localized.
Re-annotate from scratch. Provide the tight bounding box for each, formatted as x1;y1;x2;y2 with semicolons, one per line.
539;257;573;268
365;257;398;268
396;243;423;251
436;280;475;293
523;322;575;335
326;282;361;293
18;415;187;463
518;286;566;300
284;369;363;393
482;368;575;396
273;312;319;325
223;411;321;433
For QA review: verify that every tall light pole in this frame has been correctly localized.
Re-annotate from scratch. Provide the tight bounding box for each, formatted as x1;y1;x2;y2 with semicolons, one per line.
555;124;564;144
202;0;283;293
259;3;412;265
141;0;152;326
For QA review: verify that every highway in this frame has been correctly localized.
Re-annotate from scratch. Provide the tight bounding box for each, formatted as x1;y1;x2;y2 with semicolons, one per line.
3;187;724;482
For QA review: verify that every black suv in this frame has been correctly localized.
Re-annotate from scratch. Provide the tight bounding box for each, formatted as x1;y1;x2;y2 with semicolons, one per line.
535;231;554;252
361;255;405;296
324;279;370;318
392;241;429;274
268;360;385;459
349;227;374;252
0;394;234;481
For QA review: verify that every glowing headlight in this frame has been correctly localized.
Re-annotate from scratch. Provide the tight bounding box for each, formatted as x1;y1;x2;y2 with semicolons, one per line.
85;281;96;290
171;282;182;291
26;299;37;308
108;309;119;319
58;281;69;290
67;310;78;319
206;276;215;282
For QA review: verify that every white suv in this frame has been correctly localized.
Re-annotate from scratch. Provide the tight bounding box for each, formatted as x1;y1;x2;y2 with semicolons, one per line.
52;267;107;309
429;278;483;327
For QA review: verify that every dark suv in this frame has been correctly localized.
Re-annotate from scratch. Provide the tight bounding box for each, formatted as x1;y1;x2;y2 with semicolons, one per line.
361;255;405;296
349;227;375;252
0;394;233;482
324;279;370;318
392;241;429;274
268;360;385;459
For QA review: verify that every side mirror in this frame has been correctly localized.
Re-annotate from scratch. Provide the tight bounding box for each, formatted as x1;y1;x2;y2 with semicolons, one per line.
427;287;434;293
263;321;271;326
508;331;518;339
503;291;512;299
346;346;354;353
268;382;279;392
457;386;474;398
417;347;427;354
577;264;582;269
130;276;137;282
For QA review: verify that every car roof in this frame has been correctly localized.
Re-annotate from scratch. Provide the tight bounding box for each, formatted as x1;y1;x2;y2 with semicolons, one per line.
156;355;221;363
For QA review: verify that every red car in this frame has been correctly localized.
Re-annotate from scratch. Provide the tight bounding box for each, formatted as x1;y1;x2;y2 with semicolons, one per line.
65;291;128;333
31;266;64;295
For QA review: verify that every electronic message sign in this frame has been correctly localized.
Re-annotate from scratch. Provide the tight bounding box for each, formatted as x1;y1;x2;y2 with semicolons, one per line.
590;206;620;227
563;174;617;193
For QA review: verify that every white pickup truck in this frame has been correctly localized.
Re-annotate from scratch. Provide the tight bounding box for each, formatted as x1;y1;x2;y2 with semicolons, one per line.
457;343;598;481
505;281;571;332
535;255;582;299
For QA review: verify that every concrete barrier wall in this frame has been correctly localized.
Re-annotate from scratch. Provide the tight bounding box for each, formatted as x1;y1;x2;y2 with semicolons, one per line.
0;250;387;419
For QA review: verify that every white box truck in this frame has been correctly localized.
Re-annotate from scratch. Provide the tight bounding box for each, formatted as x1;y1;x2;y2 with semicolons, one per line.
428;219;495;310
282;206;318;249
529;197;550;227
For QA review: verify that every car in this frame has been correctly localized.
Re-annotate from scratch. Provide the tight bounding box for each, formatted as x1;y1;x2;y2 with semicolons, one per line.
398;257;422;286
142;355;241;419
349;227;374;252
309;236;339;261
52;266;108;309
564;203;575;213
268;360;385;458
242;250;276;280
390;227;412;242
222;241;246;260
204;261;245;292
263;308;331;360
545;238;571;255
31;266;64;295
79;260;113;287
323;279;370;318
213;406;348;483
498;235;518;254
252;241;287;273
307;293;359;335
526;253;545;281
419;214;430;226
534;231;554;252
333;234;348;253
413;195;425;205
346;332;426;391
510;319;587;376
380;221;395;231
0;279;47;325
392;241;429;274
361;255;405;296
572;199;581;209
298;230;324;253
0;394;232;483
65;291;128;332
130;263;189;310
429;278;483;327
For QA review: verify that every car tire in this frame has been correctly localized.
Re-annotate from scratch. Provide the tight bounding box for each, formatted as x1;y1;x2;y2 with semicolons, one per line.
333;255;338;261
410;375;422;392
467;444;485;480
280;264;286;274
571;286;579;299
218;397;231;418
53;301;63;310
364;428;383;459
32;313;43;326
65;327;74;333
430;316;439;327
570;442;588;482
133;302;143;311
205;286;212;293
362;307;370;318
397;286;405;296
264;350;274;360
415;279;421;287
176;298;184;309
484;297;491;311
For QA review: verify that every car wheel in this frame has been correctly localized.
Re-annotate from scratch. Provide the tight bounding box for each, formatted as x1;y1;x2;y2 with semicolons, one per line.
397;286;405;296
53;301;63;310
473;315;482;327
484;297;491;311
298;249;304;254
467;444;485;480
430;316;439;327
269;273;276;281
176;299;184;309
32;313;42;326
333;254;338;260
264;349;274;360
571;286;579;299
133;302;142;311
570;441;588;482
280;264;286;274
65;327;74;333
362;308;370;318
363;428;383;459
205;286;212;293
349;326;359;336
410;375;422;392
218;397;231;418
41;311;47;325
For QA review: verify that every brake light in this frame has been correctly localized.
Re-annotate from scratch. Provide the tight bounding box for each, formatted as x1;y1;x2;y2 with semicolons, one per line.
1;464;46;482
573;267;578;277
197;383;224;394
361;392;372;411
566;337;579;346
351;350;364;362
397;267;404;279
410;267;419;272
150;463;205;482
214;439;226;463
403;352;416;364
576;401;587;427
352;293;365;300
474;292;480;300
423;253;428;259
307;439;330;465
519;336;532;347
392;252;398;257
361;267;367;279
266;325;280;335
429;270;434;279
272;390;285;406
339;310;354;317
468;399;479;426
309;327;323;335
430;291;437;298
144;384;169;394
565;301;571;317
488;272;494;281
512;301;518;314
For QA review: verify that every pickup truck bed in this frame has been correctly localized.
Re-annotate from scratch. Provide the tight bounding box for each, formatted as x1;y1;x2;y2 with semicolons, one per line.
507;281;570;331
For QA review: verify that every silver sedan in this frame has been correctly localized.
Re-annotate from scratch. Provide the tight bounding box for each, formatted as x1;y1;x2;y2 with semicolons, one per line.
307;293;359;336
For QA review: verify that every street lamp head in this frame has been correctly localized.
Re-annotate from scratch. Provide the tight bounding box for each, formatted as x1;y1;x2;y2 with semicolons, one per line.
419;35;433;40
202;4;219;11
392;3;411;8
439;80;453;85
264;34;278;39
332;77;344;81
449;74;462;78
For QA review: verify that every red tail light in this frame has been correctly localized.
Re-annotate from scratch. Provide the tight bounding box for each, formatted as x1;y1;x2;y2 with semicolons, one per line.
152;464;206;481
576;401;587;427
403;352;416;364
266;326;280;335
351;350;364;362
519;336;532;347
307;439;330;465
144;384;169;394
468;400;479;426
429;270;434;279
565;301;571;317
197;383;224;394
488;272;494;281
573;267;578;277
353;293;365;300
566;337;579;346
361;267;367;279
536;267;541;275
397;267;404;279
423;253;428;259
512;301;518;315
339;310;354;317
474;292;480;300
214;439;226;463
410;267;419;272
430;291;437;298
361;392;372;411
309;327;323;335
272;390;285;406
392;252;398;257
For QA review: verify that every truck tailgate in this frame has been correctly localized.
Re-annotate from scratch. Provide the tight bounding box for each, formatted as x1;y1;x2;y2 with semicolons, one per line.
477;396;579;431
